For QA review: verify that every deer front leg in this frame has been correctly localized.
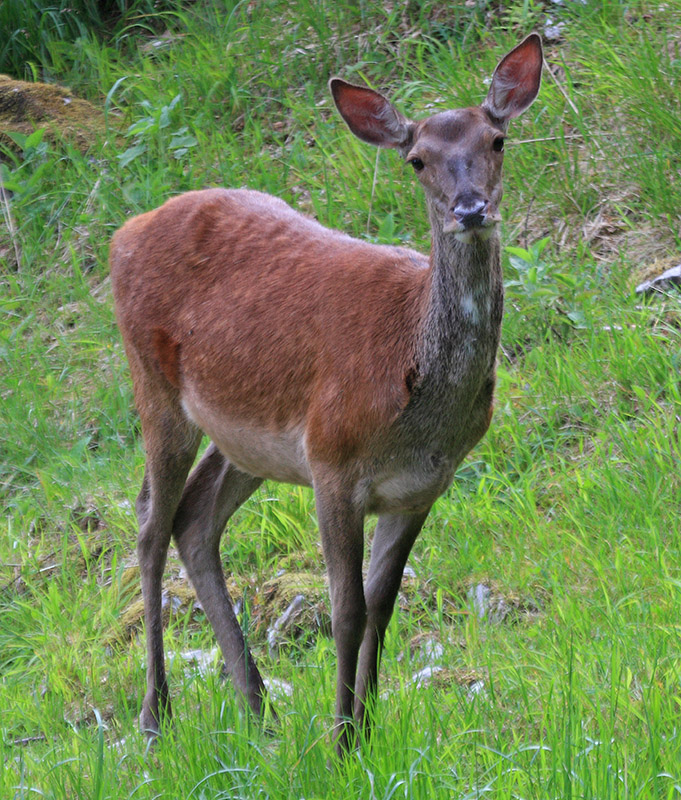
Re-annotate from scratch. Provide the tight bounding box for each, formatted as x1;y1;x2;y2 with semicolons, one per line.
314;480;366;755
354;508;431;739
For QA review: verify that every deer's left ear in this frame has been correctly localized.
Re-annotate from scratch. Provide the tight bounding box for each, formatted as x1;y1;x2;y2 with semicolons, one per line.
329;78;415;150
482;33;543;124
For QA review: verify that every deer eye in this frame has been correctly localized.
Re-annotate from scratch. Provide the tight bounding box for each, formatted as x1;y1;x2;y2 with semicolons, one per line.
492;137;505;153
408;157;424;172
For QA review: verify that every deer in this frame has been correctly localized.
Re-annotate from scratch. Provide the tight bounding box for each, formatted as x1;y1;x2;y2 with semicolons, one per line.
110;33;542;755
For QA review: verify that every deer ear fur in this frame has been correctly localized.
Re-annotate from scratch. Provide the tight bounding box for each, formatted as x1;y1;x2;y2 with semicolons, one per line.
329;78;414;150
482;33;543;124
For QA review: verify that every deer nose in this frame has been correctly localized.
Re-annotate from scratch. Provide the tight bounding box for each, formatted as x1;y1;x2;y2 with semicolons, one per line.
452;197;487;229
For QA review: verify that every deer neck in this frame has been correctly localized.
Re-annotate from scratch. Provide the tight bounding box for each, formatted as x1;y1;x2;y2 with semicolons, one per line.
416;211;503;388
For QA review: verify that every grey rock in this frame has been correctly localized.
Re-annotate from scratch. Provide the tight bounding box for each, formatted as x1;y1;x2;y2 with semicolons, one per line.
409;665;445;687
635;264;681;295
469;582;492;619
267;594;306;655
544;18;567;41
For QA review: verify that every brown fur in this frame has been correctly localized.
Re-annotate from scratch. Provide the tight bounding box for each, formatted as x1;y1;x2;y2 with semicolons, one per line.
151;328;181;388
112;189;428;465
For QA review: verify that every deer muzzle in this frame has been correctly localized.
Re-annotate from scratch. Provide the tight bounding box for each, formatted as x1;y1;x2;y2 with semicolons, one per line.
443;194;499;240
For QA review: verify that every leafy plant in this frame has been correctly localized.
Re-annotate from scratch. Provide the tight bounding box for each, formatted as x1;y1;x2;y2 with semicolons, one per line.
504;237;590;344
118;94;197;167
0;128;51;198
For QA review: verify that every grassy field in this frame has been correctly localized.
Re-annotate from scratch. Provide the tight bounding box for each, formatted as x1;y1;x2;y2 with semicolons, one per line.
2;0;681;797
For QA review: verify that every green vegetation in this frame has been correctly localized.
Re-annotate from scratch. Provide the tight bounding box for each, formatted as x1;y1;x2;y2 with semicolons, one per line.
2;1;680;797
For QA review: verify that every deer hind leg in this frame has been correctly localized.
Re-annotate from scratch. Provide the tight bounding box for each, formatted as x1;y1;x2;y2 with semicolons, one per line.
170;443;267;717
135;400;202;738
354;508;430;740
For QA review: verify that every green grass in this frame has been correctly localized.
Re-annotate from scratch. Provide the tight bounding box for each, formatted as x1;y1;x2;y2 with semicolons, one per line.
2;0;681;797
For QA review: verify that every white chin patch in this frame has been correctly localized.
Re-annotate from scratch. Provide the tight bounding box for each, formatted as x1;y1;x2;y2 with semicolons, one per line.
453;230;475;244
452;226;496;244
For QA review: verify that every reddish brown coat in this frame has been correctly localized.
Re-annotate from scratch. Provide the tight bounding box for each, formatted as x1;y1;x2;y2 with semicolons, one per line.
112;188;430;468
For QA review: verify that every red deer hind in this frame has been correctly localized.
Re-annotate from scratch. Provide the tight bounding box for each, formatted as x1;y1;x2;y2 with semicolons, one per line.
110;34;542;754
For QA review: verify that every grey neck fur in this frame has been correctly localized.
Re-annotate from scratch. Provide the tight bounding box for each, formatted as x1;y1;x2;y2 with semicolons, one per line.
416;207;503;391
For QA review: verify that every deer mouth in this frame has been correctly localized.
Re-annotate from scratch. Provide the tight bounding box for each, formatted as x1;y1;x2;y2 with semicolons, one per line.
443;215;499;241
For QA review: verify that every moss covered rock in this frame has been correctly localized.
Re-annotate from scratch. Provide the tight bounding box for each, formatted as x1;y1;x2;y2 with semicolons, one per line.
253;571;331;653
0;74;114;152
107;577;199;647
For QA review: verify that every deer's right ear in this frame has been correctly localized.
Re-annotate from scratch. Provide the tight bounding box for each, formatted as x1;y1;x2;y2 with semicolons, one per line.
329;78;414;150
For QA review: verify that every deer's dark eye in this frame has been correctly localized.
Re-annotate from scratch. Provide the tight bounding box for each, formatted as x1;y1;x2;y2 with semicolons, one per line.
492;137;505;153
408;157;425;172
